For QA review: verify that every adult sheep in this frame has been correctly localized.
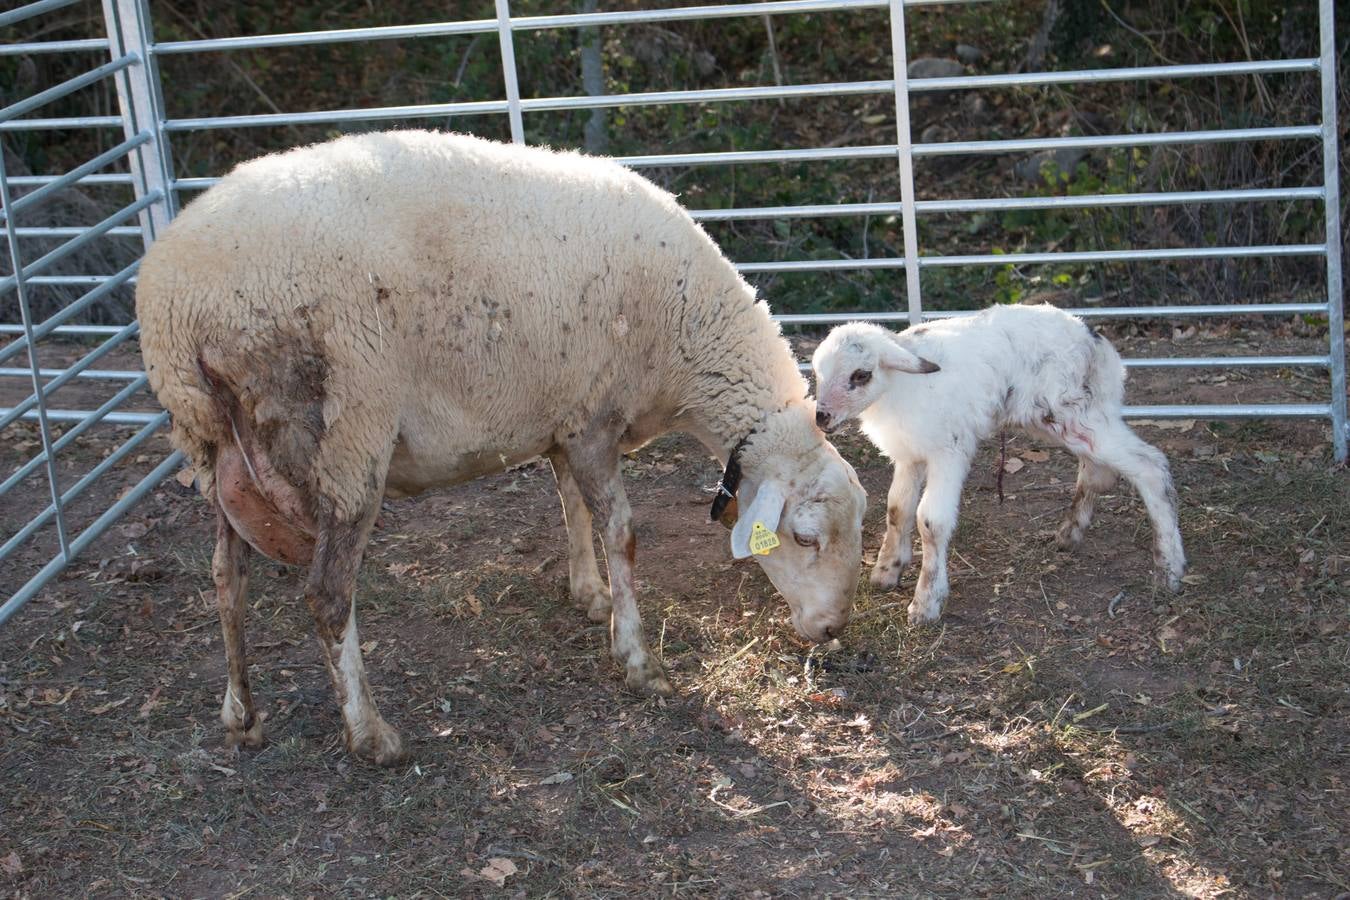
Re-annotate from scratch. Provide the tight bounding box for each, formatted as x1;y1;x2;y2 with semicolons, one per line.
136;130;867;766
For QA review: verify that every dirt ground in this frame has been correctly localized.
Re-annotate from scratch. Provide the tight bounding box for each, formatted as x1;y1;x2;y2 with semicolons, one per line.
1;324;1348;898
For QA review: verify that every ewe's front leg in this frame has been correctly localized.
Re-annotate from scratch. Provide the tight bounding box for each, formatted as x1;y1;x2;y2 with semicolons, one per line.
871;462;924;589
564;451;672;696
549;454;611;622
910;460;969;626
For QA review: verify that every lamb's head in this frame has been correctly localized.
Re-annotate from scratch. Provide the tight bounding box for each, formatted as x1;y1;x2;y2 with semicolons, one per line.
810;322;940;433
710;401;867;642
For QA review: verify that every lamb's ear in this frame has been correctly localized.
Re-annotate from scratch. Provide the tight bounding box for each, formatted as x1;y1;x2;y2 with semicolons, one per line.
731;480;787;559
879;339;940;374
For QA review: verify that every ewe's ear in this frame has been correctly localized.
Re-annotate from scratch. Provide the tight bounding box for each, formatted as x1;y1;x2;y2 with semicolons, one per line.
879;339;940;375
731;481;787;559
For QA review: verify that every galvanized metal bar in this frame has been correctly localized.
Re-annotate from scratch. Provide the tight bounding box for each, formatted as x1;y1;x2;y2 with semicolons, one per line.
0;322;141;431
772;301;1327;326
103;0;177;236
0;115;124;131
0;366;143;381
922;244;1325;267
908;58;1319;93
0;375;149;500
0;54;137;125
147;0;985;57
511;0;983;30
690;187;1325;222
1121;355;1328;369
162;99;509;132
0;323;130;336
0;450;185;627
0;132;150;224
617;144;897;168
1123;403;1331;419
0;0;83;29
6;173;134;187
5;408;161;425
914;126;1322;157
494;0;526;143
0;411;167;568
1318;0;1346;462
0;192;160;295
14;275;132;287
0;145;71;559
887;0;922;324
12;226;142;238
0;39;109;55
517;79;893;113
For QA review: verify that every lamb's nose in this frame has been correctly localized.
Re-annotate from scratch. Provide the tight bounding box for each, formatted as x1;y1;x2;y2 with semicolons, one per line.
816;410;831;429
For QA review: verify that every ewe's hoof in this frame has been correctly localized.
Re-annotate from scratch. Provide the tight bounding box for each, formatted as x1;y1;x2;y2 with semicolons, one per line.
624;659;674;697
1161;570;1185;594
348;723;407;767
869;562;903;590
907;600;944;626
573;583;612;623
224;714;266;750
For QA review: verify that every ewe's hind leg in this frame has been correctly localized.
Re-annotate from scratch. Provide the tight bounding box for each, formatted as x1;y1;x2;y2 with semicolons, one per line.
212;508;263;749
549;454;611;622
305;502;405;766
562;448;672;697
871;462;924;590
909;457;970;626
1055;458;1117;550
1085;420;1186;591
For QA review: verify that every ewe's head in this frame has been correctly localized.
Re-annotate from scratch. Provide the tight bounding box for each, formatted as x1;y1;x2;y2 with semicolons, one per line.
810;322;940;433
710;402;866;642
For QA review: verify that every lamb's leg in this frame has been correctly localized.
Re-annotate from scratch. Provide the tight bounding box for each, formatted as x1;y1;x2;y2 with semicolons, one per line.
212;508;263;749
304;503;405;766
909;457;970;626
549;453;611;622
1083;420;1187;592
562;449;672;696
871;461;924;589
1055;458;1117;550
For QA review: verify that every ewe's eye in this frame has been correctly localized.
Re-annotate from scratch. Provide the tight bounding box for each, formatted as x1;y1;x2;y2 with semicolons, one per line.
849;369;872;388
793;532;819;549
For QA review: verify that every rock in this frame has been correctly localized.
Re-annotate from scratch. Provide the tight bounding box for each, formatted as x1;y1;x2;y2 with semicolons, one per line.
955;43;984;64
907;57;965;80
1014;147;1088;183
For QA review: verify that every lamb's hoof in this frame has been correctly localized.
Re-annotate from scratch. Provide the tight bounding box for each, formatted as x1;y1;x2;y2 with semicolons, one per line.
347;721;407;767
573;583;612;623
1160;570;1185;594
224;713;265;750
869;562;904;590
624;659;674;697
1054;524;1083;551
907;600;944;626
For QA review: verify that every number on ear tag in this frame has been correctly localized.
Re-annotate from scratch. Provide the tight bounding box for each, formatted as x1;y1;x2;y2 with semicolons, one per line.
749;521;780;556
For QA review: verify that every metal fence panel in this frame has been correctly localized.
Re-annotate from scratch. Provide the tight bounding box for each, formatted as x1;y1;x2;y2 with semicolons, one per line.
1;0;1344;624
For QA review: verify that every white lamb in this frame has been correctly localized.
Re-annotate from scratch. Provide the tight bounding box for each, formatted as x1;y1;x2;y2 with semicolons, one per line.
136;130;867;765
812;304;1186;625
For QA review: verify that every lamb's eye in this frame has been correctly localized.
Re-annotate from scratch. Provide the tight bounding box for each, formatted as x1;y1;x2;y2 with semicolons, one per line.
849;369;872;388
793;532;819;549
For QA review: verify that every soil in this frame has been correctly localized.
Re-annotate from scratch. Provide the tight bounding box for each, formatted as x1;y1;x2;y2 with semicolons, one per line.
1;324;1348;898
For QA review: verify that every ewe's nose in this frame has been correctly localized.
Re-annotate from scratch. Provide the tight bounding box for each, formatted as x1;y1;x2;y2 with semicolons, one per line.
815;410;831;430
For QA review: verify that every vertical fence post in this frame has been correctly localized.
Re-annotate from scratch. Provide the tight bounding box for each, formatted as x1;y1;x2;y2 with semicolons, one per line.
0;153;72;559
495;0;526;144
887;0;923;325
1318;0;1346;463
101;0;175;244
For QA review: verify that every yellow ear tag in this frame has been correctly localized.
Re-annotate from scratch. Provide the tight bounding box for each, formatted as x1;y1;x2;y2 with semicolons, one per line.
749;521;780;556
